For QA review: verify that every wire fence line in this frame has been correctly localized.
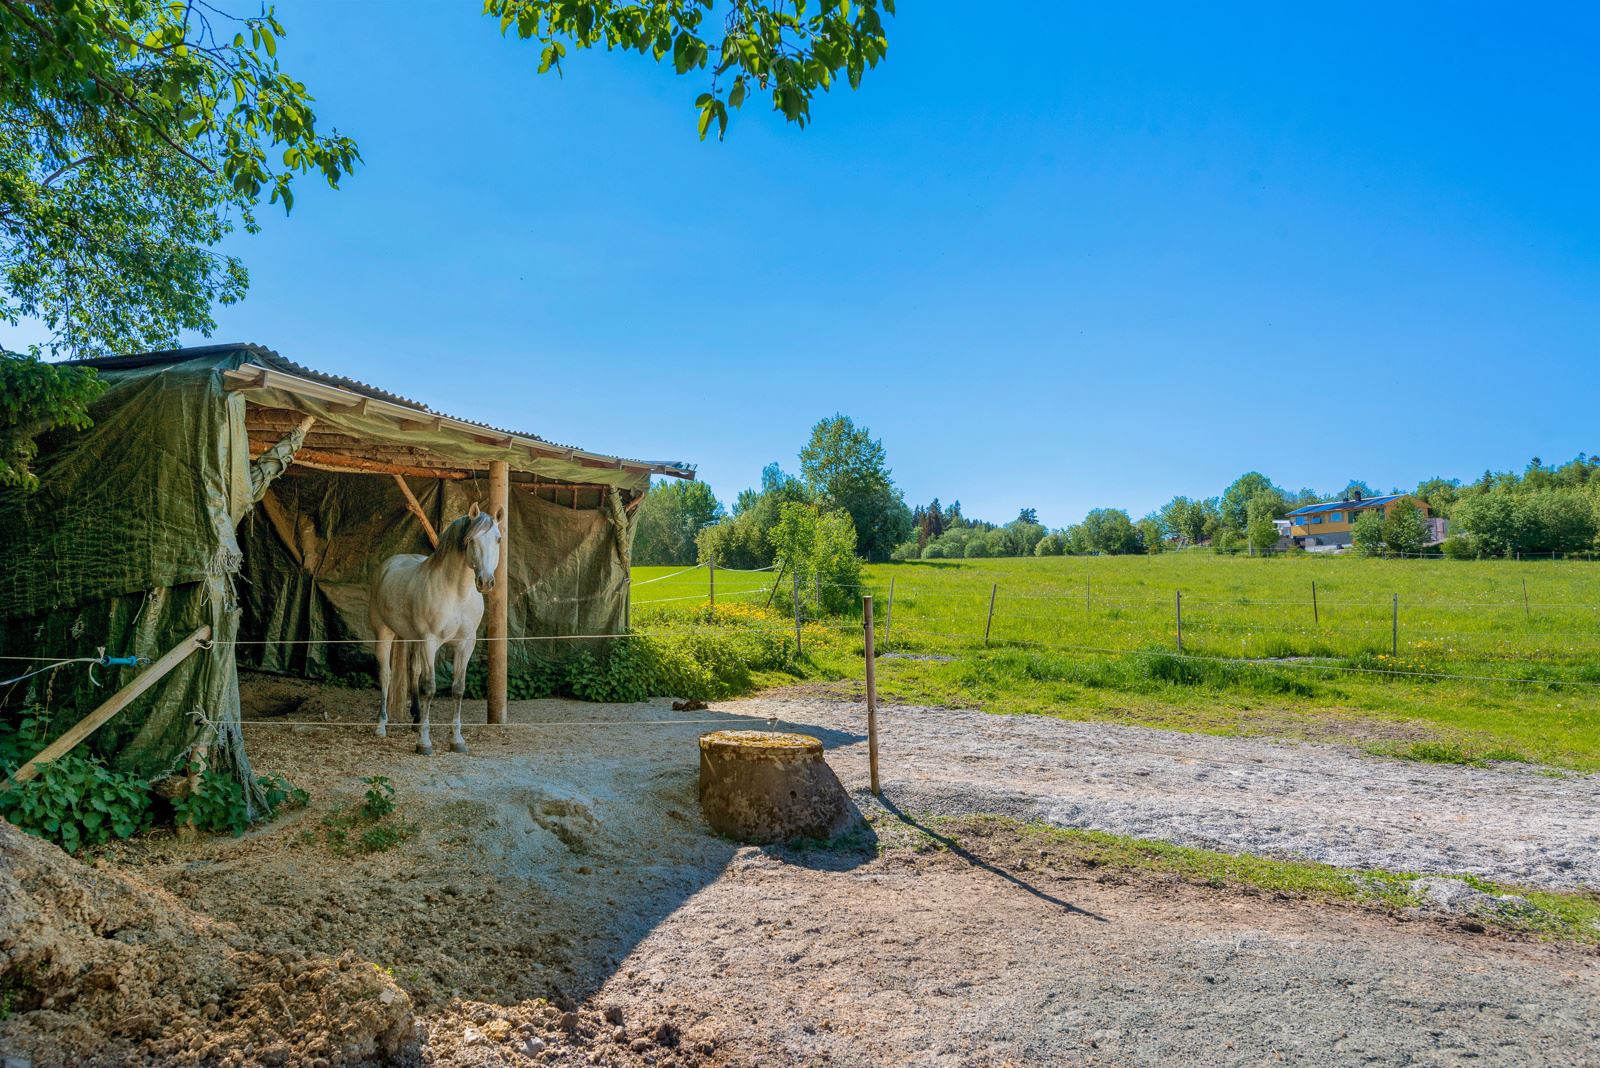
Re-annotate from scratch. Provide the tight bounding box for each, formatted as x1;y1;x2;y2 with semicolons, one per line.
882;626;1600;690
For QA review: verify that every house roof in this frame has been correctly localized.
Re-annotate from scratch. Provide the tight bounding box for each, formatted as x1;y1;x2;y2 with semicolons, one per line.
1286;493;1407;517
64;343;695;481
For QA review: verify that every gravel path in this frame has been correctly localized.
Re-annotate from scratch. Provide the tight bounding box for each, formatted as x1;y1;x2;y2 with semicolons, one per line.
735;695;1600;890
600;844;1600;1068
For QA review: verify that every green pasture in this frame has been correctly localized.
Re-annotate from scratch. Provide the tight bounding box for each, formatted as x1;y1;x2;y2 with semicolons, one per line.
630;553;1600;770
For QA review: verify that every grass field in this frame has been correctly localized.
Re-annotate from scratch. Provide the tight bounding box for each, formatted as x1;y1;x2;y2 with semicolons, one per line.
630;553;1600;771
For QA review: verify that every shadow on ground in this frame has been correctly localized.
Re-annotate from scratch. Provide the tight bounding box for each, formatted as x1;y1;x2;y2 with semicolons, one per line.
124;678;884;1013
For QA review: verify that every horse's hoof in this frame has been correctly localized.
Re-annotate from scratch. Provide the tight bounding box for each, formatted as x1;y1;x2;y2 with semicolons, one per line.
375;725;387;738
450;740;469;755
416;743;433;756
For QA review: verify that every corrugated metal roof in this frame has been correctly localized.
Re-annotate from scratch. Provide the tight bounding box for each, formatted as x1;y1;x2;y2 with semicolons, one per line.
64;343;695;478
1286;493;1406;517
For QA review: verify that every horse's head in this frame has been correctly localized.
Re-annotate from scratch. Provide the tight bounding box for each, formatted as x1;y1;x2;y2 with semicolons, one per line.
455;502;504;594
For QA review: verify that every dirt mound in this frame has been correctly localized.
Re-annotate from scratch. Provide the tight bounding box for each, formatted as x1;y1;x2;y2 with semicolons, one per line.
420;998;720;1067
0;819;414;1067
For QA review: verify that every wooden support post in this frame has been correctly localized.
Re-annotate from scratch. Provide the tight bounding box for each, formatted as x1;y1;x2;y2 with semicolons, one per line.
1176;590;1184;653
1522;577;1530;618
792;572;804;656
984;583;998;644
863;595;880;797
1392;593;1399;656
3;625;212;790
487;460;509;725
1311;581;1319;625
391;473;439;548
884;576;895;650
1086;577;1091;614
708;556;715;610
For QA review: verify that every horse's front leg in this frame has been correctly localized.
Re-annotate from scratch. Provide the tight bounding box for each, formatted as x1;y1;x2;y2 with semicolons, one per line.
374;627;394;738
415;638;441;756
449;636;475;754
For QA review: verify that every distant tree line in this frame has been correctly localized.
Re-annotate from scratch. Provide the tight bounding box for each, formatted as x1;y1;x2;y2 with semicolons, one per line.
635;437;1600;568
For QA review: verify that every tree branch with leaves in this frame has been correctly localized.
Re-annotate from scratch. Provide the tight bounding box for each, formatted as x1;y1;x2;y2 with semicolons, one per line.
484;0;892;140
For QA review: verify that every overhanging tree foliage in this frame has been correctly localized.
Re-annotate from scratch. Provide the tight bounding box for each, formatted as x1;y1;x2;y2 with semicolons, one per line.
485;0;893;139
1;0;359;355
1;0;358;486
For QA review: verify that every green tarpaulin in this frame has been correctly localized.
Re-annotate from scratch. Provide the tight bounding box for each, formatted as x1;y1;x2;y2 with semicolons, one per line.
0;346;656;808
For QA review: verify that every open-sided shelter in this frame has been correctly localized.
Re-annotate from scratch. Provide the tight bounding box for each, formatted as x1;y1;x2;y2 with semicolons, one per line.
0;343;692;805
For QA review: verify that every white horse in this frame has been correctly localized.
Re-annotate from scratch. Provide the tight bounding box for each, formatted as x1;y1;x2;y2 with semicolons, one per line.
370;503;503;755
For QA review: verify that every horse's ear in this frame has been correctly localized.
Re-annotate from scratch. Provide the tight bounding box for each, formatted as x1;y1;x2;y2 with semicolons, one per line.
468;502;481;518
494;507;506;528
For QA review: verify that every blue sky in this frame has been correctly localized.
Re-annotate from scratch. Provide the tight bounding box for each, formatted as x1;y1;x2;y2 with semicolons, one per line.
22;3;1600;527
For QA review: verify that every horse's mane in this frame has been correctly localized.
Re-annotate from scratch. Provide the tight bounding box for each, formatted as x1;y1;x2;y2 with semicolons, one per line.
439;511;493;555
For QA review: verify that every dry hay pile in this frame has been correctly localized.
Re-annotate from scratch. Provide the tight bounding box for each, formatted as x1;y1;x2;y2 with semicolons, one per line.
0;819;414;1067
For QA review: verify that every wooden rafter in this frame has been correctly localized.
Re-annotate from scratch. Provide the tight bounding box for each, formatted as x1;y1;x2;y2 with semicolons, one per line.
391;473;439;548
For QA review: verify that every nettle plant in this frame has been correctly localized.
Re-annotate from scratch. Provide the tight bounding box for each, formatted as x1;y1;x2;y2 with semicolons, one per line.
174;768;309;837
0;751;152;853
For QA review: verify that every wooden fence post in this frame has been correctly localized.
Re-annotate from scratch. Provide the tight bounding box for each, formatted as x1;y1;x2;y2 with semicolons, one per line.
984;583;998;644
1522;577;1529;618
1311;581;1319;626
708;555;715;610
884;576;895;649
487;460;509;725
1392;594;1399;656
3;625;212;790
1176;590;1183;653
863;595;880;797
1086;577;1091;614
792;571;803;657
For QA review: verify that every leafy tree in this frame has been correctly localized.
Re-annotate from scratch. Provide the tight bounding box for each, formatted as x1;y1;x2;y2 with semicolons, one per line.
1220;472;1284;531
1450;492;1527;557
915;498;945;546
2;0;359;356
798;414;909;562
0;354;103;489
1080;508;1141;555
1351;510;1386;556
1245;494;1280;555
1339;480;1375;500
769;501;860;615
1285;486;1323;508
999;518;1046;557
1033;531;1066;556
632;479;723;565
1381;499;1428;555
2;0;358;487
888;537;920;562
1136;515;1164;554
1016;506;1038;525
1157;496;1210;546
1413;477;1460;515
695;462;810;568
1525;491;1597;554
487;0;893;140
